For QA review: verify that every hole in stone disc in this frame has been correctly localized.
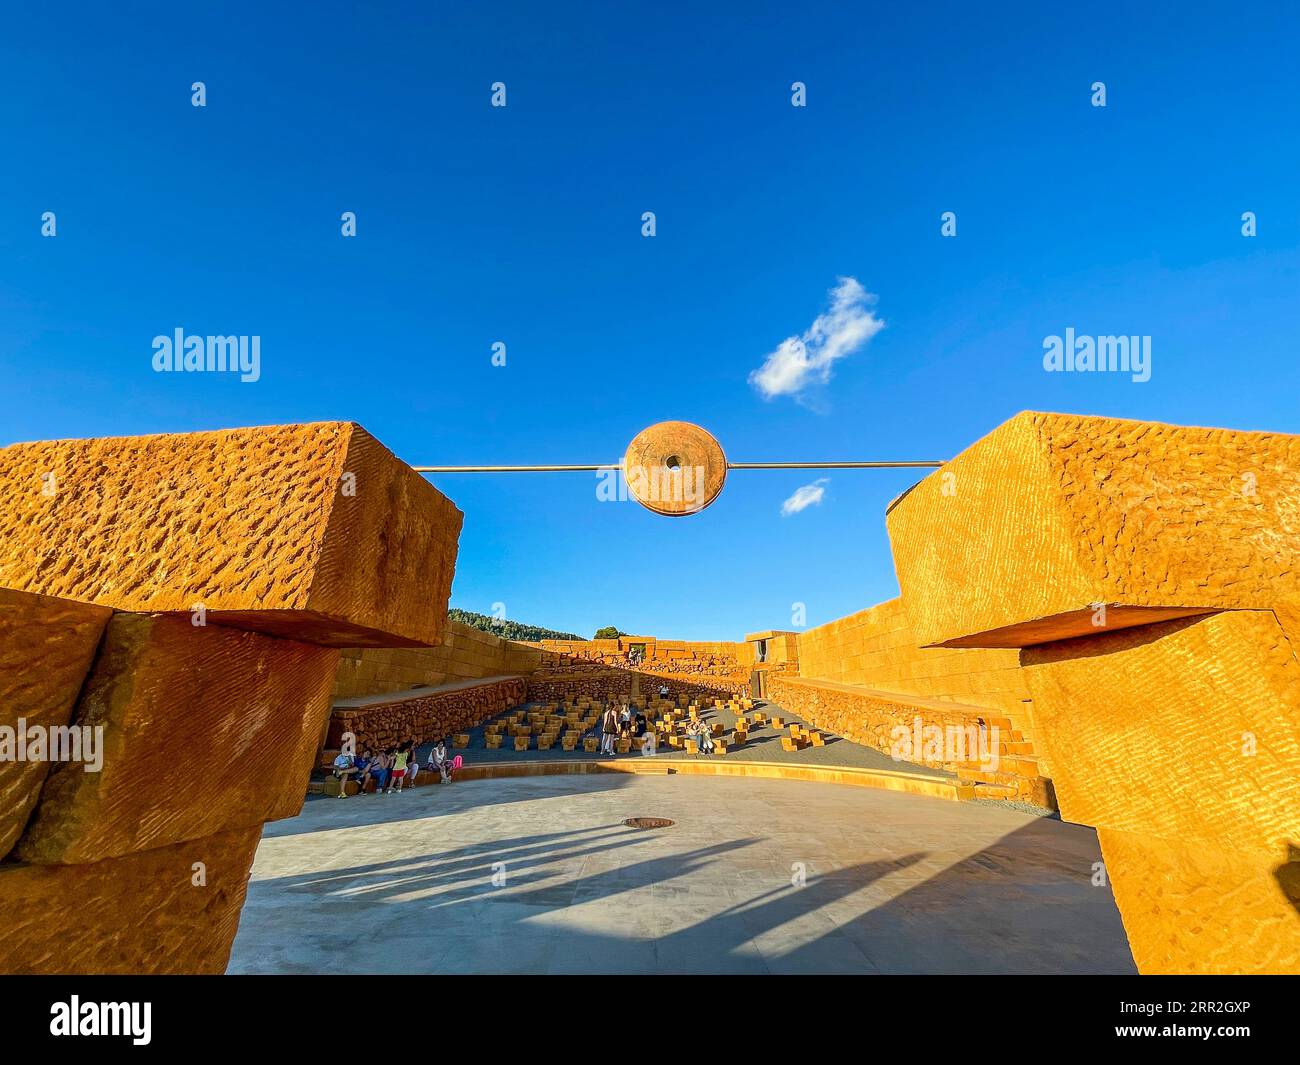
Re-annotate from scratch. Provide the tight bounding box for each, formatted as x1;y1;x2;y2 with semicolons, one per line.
664;455;682;471
623;817;675;829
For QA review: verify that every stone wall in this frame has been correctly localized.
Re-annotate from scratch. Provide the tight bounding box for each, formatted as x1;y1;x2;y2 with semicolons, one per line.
524;668;748;704
529;636;753;700
333;620;542;700
0;422;461;974
793;597;1041;762
767;674;1048;805
328;676;527;752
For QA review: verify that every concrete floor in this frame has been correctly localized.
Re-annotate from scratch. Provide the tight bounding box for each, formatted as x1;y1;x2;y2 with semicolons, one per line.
229;774;1137;975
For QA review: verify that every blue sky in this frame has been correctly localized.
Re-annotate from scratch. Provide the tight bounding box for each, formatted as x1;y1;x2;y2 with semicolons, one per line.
2;2;1297;640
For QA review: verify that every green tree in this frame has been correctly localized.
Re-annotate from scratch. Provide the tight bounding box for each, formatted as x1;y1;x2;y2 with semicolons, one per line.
447;608;582;642
593;625;624;639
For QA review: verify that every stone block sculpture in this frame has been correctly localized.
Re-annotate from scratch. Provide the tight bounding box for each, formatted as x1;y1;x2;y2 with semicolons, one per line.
887;411;1300;973
0;422;461;973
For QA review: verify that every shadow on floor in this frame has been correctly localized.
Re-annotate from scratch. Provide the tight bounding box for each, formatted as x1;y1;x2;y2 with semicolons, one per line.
233;789;1135;974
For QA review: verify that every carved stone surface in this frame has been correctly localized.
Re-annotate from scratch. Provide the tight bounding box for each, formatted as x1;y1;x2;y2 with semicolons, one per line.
0;421;462;647
16;613;338;865
887;411;1300;648
0;827;261;974
0;589;112;859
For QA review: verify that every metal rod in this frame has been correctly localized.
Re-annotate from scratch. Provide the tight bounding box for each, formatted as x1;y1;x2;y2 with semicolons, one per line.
411;460;945;473
409;464;614;472
726;461;945;470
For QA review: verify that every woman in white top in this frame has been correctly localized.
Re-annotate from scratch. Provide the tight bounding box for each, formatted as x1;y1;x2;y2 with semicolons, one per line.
431;739;451;783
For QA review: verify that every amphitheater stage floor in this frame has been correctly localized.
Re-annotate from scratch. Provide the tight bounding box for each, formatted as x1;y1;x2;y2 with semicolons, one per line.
228;774;1137;975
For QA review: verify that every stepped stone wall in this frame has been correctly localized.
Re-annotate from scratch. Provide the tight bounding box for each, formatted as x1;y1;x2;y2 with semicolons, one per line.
527;636;753;700
325;634;753;759
0;421;462;974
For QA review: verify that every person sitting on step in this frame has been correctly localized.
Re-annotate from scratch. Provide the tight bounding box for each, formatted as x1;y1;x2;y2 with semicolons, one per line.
431;738;453;784
363;749;391;793
331;750;358;797
400;739;420;787
687;716;714;753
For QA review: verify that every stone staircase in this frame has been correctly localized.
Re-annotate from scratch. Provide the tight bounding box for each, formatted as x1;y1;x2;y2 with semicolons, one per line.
952;720;1051;806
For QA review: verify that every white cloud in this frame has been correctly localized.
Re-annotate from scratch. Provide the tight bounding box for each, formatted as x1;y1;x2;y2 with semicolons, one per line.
781;478;829;516
749;277;884;401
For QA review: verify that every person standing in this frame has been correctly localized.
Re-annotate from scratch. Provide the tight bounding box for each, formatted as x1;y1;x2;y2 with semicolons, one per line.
388;746;409;793
600;703;619;755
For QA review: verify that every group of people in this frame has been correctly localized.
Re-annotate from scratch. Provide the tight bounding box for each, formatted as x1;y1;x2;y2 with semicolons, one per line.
594;684;713;754
597;701;650;754
331;737;457;796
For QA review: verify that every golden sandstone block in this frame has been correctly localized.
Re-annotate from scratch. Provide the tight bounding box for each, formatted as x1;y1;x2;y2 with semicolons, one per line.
0;826;261;974
887;411;1300;648
15;613;339;865
884;411;1300;973
1097;828;1300;975
0;422;462;647
0;421;469;974
1021;610;1300;856
0;589;112;859
1020;609;1300;974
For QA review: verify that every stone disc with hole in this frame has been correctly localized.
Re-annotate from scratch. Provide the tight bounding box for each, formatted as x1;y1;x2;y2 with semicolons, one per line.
622;421;727;516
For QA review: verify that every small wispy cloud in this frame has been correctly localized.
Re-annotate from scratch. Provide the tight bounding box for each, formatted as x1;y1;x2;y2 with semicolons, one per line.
749;277;884;402
781;478;829;516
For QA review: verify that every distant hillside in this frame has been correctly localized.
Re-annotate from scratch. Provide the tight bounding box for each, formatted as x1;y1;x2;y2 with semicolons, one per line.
448;608;583;643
